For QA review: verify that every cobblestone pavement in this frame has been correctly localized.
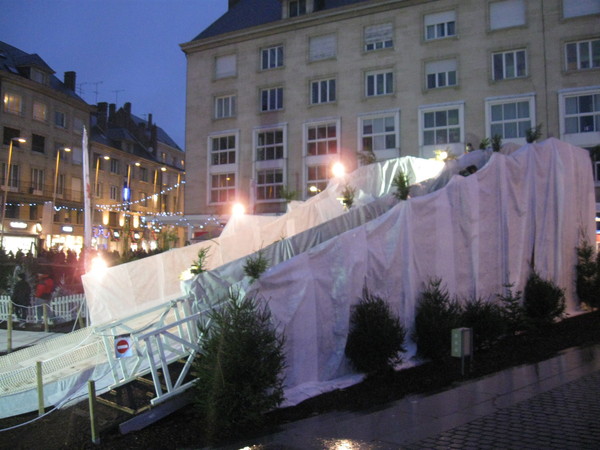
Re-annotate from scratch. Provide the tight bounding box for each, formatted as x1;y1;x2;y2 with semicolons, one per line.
403;370;600;449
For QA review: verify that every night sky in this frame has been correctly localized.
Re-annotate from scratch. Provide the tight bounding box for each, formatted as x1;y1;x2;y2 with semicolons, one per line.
0;0;229;149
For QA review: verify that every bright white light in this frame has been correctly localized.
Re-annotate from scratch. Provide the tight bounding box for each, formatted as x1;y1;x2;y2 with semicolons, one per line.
232;203;245;215
332;162;345;178
90;256;108;274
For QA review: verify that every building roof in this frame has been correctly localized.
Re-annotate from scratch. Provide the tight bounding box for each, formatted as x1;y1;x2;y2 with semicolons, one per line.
130;113;183;151
0;41;86;103
193;0;371;40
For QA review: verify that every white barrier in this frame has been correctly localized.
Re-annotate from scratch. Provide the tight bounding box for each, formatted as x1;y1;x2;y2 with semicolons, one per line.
0;294;86;324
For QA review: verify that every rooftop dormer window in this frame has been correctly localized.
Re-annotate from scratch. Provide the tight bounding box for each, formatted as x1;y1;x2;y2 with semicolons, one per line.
289;0;307;17
30;68;48;85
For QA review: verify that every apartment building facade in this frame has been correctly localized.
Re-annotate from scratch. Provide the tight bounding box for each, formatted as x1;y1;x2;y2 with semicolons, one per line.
181;0;600;216
0;41;185;255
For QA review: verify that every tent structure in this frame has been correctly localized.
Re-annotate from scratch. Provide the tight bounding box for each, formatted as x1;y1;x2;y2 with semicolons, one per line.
0;139;594;418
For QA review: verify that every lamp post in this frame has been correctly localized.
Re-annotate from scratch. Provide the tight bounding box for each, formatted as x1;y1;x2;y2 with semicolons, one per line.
94;155;110;198
0;137;26;249
52;147;71;209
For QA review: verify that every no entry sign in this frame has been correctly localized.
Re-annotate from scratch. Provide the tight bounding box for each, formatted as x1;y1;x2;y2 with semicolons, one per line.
115;335;133;358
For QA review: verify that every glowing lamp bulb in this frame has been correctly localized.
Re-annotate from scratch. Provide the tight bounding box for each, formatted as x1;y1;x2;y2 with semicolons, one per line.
232;203;245;215
332;162;345;178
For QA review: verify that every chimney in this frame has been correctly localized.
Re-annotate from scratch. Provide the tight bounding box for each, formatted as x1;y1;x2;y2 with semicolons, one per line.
151;125;158;155
108;103;116;124
97;102;108;130
64;71;76;92
124;102;132;117
147;113;153;129
228;0;240;9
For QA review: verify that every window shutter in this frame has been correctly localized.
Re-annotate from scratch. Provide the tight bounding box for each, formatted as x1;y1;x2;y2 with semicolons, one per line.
563;0;600;18
309;34;336;61
424;10;456;27
426;59;457;74
490;0;525;30
215;54;236;78
364;23;393;46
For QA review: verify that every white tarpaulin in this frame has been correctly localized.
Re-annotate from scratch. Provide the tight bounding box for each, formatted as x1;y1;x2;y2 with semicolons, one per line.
234;139;594;400
82;156;443;325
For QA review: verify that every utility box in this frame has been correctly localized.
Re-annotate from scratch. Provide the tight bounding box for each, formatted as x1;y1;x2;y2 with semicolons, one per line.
451;327;473;358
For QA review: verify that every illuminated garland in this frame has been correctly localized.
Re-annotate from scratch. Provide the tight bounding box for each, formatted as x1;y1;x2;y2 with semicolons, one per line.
95;181;185;210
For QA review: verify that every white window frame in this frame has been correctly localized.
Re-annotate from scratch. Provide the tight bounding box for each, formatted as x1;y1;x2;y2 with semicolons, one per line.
565;39;600;71
209;173;236;205
426;59;458;89
255;126;286;162
260;87;283;112
303;118;340;199
256;168;284;202
492;49;528;80
563;0;600;19
261;45;284;70
558;87;600;147
289;0;307;17
30;168;44;192
358;110;400;161
485;94;535;145
306;163;329;197
215;94;236;119
364;23;393;51
424;10;456;41
309;34;337;61
215;54;236;79
419;102;465;159
305;119;340;157
110;158;120;174
3;92;22;115
209;133;237;166
310;78;336;104
0;163;19;189
489;0;526;30
110;185;119;201
365;69;394;97
208;130;239;205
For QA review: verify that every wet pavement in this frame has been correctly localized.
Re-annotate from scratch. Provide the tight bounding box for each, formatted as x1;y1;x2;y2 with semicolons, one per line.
223;344;600;449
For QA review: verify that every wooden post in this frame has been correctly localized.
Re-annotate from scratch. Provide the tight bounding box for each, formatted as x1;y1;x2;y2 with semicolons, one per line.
88;380;100;444
36;361;44;416
6;300;13;353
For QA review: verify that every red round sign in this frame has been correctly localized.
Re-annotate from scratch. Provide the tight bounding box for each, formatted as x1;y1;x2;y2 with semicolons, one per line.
116;339;130;354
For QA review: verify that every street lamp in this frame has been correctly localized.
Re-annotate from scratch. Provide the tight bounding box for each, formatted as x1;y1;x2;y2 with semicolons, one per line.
94;155;110;197
0;137;26;249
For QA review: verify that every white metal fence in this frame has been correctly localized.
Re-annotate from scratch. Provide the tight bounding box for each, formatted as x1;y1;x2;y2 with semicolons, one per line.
0;294;86;324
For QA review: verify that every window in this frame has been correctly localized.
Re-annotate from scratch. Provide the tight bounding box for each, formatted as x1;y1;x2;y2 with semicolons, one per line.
3;127;22;146
3;93;22;115
366;69;394;97
309;34;336;61
306;164;328;196
565;39;600;71
210;173;235;203
139;166;148;182
364;23;393;51
30;69;47;84
564;93;600;133
31;168;44;192
256;169;283;201
31;134;45;153
488;98;533;140
307;123;338;156
422;107;462;145
563;0;600;18
71;147;82;165
261;87;283;112
110;185;120;201
33;102;48;122
426;59;457;89
215;54;236;79
256;130;284;161
57;174;65;196
73;117;84;134
311;78;336;104
210;135;236;165
360;114;398;153
140;192;148;207
110;158;120;174
55;111;66;128
215;94;236;118
289;0;306;17
261;45;284;69
489;0;525;30
424;11;456;40
0;163;19;188
493;49;527;80
95;182;103;198
30;204;39;220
